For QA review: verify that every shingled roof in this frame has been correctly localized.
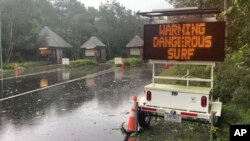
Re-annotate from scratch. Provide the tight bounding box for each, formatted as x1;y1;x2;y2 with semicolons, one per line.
37;26;72;48
126;35;143;48
80;36;106;49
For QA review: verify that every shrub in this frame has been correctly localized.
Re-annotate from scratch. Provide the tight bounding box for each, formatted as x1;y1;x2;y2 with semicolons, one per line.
123;57;142;66
213;45;250;103
69;59;97;67
3;61;45;70
107;59;114;65
3;63;15;70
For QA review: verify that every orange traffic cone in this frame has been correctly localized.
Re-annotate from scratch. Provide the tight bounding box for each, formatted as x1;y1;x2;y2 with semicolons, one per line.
127;96;137;133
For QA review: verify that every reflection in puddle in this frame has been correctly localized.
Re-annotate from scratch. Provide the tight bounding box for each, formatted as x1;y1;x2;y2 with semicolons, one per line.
86;78;95;88
115;69;124;80
40;78;48;88
39;69;70;88
0;65;152;141
62;69;70;81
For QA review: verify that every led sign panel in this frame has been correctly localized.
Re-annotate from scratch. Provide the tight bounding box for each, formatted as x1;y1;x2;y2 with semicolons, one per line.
143;21;226;61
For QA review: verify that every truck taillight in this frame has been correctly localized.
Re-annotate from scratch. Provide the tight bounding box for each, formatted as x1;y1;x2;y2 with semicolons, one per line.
201;96;207;107
146;91;151;101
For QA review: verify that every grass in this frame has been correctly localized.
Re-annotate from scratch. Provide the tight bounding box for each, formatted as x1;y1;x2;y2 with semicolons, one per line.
2;59;97;70
69;59;97;67
140;119;210;141
139;103;250;141
3;61;46;70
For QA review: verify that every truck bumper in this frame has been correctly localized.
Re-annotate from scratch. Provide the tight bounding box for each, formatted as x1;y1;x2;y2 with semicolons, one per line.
138;97;222;122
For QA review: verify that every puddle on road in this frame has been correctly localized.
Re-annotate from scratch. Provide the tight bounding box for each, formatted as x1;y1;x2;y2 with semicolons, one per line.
0;65;111;98
0;65;152;141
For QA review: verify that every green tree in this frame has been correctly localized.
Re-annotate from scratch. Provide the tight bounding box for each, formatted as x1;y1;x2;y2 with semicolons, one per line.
0;0;45;62
53;0;95;59
0;0;144;62
96;1;143;58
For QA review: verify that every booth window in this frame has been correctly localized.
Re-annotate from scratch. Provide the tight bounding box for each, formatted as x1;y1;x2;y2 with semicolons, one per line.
39;48;48;56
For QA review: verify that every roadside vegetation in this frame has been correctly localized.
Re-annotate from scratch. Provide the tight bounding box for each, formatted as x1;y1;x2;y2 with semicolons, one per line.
123;58;143;66
68;59;97;67
3;61;46;70
0;0;143;62
140;120;210;141
108;57;143;67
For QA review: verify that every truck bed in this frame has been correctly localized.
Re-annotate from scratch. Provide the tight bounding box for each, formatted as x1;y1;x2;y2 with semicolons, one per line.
145;83;211;95
144;83;211;113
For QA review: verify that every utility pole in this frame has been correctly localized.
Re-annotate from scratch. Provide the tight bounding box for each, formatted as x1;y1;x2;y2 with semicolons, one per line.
106;38;111;60
0;11;3;99
0;12;2;74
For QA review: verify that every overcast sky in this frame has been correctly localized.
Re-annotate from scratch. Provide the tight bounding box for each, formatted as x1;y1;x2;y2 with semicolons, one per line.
79;0;173;12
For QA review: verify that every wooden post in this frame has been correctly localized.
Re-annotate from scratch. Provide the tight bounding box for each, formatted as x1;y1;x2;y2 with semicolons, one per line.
210;113;214;141
135;102;139;134
152;63;155;84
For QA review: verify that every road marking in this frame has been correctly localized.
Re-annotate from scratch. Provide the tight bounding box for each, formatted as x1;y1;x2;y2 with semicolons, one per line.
0;68;118;102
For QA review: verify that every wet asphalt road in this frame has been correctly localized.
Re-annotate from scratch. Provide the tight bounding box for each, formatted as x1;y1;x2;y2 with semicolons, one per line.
0;65;152;141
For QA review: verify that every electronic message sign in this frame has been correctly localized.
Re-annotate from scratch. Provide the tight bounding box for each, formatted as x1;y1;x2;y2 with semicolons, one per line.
143;21;226;61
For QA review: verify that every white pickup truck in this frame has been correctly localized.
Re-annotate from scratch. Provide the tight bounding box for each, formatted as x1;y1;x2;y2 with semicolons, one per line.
137;60;222;128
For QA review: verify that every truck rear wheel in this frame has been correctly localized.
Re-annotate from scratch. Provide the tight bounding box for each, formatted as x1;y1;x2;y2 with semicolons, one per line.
138;110;151;128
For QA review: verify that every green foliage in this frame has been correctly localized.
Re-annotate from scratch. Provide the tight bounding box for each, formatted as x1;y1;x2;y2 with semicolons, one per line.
140;120;210;141
167;0;224;9
3;63;15;70
0;0;144;62
215;103;250;141
96;1;143;58
107;57;142;67
155;65;211;87
213;45;250;104
0;0;47;62
227;0;250;50
3;61;45;70
69;59;97;67
123;57;142;66
18;61;45;68
107;59;114;66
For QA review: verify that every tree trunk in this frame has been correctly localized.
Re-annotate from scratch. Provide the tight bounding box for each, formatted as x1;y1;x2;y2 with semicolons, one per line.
6;12;15;63
106;38;111;59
